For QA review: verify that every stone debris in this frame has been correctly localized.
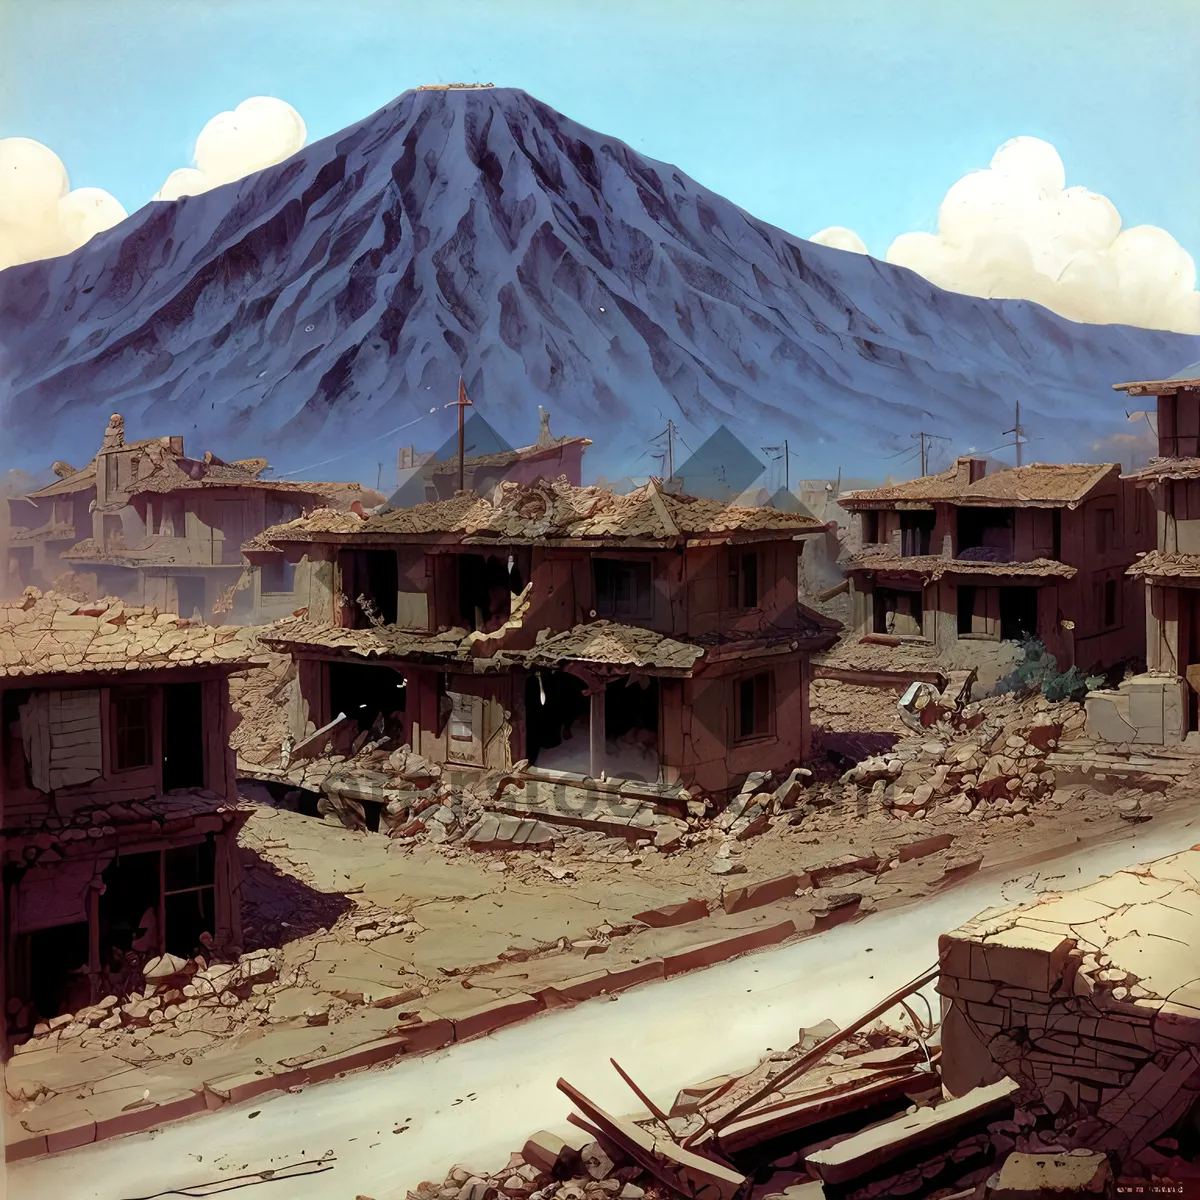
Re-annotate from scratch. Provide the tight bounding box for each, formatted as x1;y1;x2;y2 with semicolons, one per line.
939;844;1200;1166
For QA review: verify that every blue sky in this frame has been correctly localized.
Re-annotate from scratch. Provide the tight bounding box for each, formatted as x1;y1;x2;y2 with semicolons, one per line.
3;0;1198;261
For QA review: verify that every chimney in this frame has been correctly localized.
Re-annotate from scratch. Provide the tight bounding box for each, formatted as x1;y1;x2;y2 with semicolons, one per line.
955;456;986;486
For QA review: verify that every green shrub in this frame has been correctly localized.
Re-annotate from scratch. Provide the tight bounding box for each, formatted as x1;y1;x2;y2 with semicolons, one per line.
995;636;1104;704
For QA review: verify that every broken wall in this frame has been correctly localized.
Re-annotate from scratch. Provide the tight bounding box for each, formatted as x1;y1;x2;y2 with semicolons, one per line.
938;847;1200;1162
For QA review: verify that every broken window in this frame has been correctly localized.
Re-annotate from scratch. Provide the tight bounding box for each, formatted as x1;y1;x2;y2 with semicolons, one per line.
1104;578;1118;629
735;672;773;741
52;497;73;526
328;661;406;733
999;586;1039;641
872;588;923;637
260;555;296;594
164;838;217;958
265;495;303;527
162;682;205;791
899;512;934;557
957;585;1001;639
728;551;760;610
99;850;162;962
594;558;653;619
456;553;512;632
175;576;206;621
112;688;152;771
957;508;1014;559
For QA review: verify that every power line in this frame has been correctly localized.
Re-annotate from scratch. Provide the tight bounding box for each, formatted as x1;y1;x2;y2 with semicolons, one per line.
910;430;950;475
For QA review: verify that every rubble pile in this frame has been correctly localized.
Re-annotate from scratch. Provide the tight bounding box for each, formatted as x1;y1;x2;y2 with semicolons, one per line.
228;640;294;765
11;947;286;1059
838;694;1084;822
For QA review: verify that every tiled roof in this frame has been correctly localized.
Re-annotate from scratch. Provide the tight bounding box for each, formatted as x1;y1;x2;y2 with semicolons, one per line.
254;477;826;547
0;591;262;679
431;436;592;472
813;636;942;674
847;553;1076;581
841;462;1115;507
26;463;98;499
1122;457;1200;484
258;619;482;663
515;622;705;672
1115;370;1200;397
1127;551;1200;580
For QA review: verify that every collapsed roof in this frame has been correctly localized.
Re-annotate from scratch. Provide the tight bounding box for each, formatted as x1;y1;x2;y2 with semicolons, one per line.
0;590;262;680
251;476;827;550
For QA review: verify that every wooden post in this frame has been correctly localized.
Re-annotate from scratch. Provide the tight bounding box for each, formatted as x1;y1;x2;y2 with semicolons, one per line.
589;686;605;778
444;378;474;494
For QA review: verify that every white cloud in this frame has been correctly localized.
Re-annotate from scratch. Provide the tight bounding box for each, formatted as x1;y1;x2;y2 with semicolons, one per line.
809;226;868;255
810;136;1200;335
0;137;127;270
155;97;306;201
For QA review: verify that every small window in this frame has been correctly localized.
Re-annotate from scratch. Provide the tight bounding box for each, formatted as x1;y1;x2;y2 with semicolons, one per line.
593;559;653;619
104;454;120;494
265;495;303;527
52;498;73;526
161;496;185;537
735;672;773;741
1104;578;1118;629
260;556;296;595
164;837;217;958
1095;507;1116;554
862;512;880;543
728;551;760;610
112;688;152;770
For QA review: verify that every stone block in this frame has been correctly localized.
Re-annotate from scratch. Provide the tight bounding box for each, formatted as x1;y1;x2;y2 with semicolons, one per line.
303;1036;408;1083
988;1149;1110;1198
45;1120;96;1154
897;833;954;863
453;993;543;1041
979;927;1075;993
1084;691;1137;744
632;898;708;927
722;873;801;914
5;1134;48;1163
95;1089;209;1141
663;921;795;976
940;1002;1004;1099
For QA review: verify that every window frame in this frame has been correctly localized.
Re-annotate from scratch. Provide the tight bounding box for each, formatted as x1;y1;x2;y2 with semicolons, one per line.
111;687;153;772
259;554;296;596
734;670;774;744
728;549;761;611
592;557;654;620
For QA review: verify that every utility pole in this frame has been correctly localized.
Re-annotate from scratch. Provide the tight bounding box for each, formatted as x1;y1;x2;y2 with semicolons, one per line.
1003;400;1025;468
910;431;949;475
783;438;790;493
444;377;473;493
666;420;676;482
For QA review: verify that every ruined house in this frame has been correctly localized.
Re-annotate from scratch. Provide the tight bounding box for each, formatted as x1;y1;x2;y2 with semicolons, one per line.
4;414;370;622
392;409;590;506
247;477;839;798
1086;364;1200;745
0;590;259;1046
837;456;1153;675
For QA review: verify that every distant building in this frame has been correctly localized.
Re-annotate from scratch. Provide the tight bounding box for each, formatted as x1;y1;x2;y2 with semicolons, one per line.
389;409;590;507
1089;364;1200;744
246;477;839;798
0;591;258;1044
837;455;1153;676
4;414;369;622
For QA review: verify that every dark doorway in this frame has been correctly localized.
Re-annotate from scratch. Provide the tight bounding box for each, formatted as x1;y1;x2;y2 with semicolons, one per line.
164;838;216;957
604;677;660;783
999;587;1039;641
163;682;205;791
457;553;513;632
872;587;923;636
16;922;90;1021
176;576;206;621
328;661;406;733
99;851;161;962
524;670;589;770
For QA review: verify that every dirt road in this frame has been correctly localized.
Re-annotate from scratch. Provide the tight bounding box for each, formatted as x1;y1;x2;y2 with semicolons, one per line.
11;804;1197;1200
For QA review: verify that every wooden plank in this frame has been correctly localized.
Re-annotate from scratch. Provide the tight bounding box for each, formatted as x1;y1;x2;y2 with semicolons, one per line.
806;1078;1019;1185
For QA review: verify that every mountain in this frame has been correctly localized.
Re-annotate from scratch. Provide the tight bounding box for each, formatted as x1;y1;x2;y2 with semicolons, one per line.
0;85;1196;486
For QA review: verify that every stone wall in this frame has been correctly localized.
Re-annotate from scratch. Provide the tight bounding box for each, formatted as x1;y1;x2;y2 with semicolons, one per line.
1084;673;1187;746
938;847;1200;1163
